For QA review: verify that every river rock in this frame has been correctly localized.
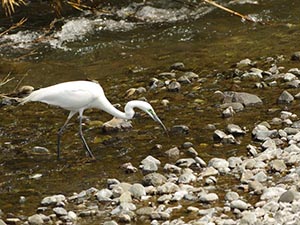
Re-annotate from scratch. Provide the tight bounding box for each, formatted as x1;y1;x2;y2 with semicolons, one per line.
199;193;219;203
103;220;118;225
230;200;249;210
220;102;244;111
291;52;300;61
129;183;146;199
208;158;230;173
236;58;252;68
178;168;196;184
157;182;179;194
260;187;286;201
41;194;66;206
163;163;182;173
278;90;294;103
167;81;181;92
201;167;219;177
171;125;189;134
102;117;132;132
240;211;257;224
222;106;235;118
28;214;44;225
142;173;167;187
120;162;138;173
140;155;161;173
278;190;294;203
226;124;246;135
176;158;196;167
225;191;239;202
195;156;207;167
170;62;185;70
252;124;278;141
164;147;180;158
119;191;132;203
249;181;265;194
186;147;198;157
270;159;287;172
213;130;227;141
136;207;155;216
53;207;68;216
95;188;113;202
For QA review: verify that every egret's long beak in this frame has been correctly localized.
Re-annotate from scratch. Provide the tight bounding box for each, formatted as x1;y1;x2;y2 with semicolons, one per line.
151;113;168;134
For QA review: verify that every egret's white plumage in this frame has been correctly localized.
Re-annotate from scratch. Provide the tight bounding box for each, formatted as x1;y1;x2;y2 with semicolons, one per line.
21;80;167;159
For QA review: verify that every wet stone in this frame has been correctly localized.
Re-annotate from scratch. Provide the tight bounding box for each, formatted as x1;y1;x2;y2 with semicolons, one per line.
249;181;265;194
171;125;189;134
278;90;294;104
140;155;161;173
213;130;227;141
291;51;300;61
119;191;132;203
176;158;196;168
199;193;219;203
201;167;219;177
170;62;185;71
28;214;44;225
195;156;207;167
225;191;239;202
136;207;155;216
178;169;196;184
120;162;138;173
278;190;294;203
220;102;244;111
222;106;235;118
226;124;246;135
182;142;193;148
164;147;180;158
270;159;287;172
158;72;176;79
163;163;182;173
53;207;68;217
103;221;118;225
41;194;66;206
186;147;198;157
150;212;170;220
157;182;179;194
167;81;181;92
230;200;249;210
129;183;146;199
208;158;230;174
142;173;167;187
102;117;132;132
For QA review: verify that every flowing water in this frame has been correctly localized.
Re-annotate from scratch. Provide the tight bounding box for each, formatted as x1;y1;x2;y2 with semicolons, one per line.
1;0;300;221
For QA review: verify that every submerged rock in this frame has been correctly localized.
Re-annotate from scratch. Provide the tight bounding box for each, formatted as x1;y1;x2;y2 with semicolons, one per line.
102;117;132;132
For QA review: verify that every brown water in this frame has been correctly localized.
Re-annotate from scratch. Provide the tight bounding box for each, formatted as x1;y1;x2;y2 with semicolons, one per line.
1;0;300;221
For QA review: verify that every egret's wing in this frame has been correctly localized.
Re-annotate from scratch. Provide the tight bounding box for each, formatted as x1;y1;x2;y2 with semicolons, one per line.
22;82;99;111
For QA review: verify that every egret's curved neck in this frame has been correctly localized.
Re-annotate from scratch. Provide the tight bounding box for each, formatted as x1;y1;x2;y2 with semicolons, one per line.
96;95;135;119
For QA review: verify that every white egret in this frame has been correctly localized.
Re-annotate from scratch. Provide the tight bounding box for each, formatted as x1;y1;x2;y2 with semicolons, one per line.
21;80;167;159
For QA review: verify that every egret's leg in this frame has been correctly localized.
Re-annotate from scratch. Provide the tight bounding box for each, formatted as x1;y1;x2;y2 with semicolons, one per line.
57;111;76;160
78;112;95;159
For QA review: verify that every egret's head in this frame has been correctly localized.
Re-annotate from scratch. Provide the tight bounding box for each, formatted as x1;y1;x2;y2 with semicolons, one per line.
130;100;168;133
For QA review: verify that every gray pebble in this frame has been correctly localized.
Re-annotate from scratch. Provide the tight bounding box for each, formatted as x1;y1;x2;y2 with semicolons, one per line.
279;190;294;203
103;221;118;225
28;214;44;225
41;194;66;206
175;158;196;167
171;125;189;134
170;62;185;71
53;207;68;217
163;163;182;173
157;182;179;194
225;191;239;202
199;193;219;203
226;124;246;135
278;90;294;104
142;173;167;187
230;200;249;210
164;147;180;158
129;183;146;199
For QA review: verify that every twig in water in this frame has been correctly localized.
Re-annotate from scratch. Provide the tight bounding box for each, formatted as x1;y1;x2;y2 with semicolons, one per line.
0;72;14;87
202;0;257;23
0;17;27;37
